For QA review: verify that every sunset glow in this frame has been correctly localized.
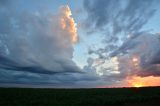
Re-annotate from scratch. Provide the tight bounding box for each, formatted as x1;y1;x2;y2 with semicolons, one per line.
128;76;160;87
132;57;140;67
133;83;143;88
132;57;138;62
59;6;78;43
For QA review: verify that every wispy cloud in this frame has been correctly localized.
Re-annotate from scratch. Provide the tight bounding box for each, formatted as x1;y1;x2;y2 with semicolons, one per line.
83;0;160;86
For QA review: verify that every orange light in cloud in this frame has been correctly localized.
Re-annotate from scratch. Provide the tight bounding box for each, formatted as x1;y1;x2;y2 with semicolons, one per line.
59;5;78;43
132;57;138;62
127;76;160;87
132;56;140;67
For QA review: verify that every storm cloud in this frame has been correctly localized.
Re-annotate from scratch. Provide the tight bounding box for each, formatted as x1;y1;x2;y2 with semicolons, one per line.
0;0;88;87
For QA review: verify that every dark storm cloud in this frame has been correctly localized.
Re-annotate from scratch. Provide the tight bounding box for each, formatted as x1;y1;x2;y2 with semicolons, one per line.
0;66;104;88
0;55;79;74
0;0;95;87
0;0;82;69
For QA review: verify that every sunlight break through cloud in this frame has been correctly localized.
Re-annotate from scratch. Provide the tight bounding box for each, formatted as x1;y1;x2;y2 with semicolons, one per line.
83;0;160;87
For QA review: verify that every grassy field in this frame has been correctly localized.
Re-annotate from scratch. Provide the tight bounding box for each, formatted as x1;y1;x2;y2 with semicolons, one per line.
0;87;160;106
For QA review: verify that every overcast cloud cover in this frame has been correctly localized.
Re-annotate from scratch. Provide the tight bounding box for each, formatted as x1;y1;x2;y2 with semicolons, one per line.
0;0;160;87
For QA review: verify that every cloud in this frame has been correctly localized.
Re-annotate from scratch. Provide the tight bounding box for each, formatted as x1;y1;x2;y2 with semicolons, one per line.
83;0;157;56
0;1;108;88
84;0;156;34
115;33;160;77
0;1;89;87
83;0;160;86
0;2;81;72
59;6;78;43
0;0;159;87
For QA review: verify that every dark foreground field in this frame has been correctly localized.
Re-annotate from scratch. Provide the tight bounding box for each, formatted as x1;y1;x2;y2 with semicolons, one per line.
0;87;160;106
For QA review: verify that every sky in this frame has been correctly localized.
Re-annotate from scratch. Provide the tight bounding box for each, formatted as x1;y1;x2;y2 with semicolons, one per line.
0;0;160;88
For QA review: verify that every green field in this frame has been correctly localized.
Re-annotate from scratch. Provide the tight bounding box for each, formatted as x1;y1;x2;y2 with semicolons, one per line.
0;87;160;106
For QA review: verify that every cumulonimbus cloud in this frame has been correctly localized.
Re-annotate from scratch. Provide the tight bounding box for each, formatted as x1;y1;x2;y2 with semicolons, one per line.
0;3;80;73
0;0;85;87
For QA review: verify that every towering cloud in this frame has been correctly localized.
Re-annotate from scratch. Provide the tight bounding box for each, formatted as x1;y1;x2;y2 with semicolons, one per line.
59;6;78;43
0;0;83;87
0;4;80;73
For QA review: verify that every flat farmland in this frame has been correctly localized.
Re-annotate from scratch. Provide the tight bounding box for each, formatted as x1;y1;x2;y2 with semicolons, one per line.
0;87;160;106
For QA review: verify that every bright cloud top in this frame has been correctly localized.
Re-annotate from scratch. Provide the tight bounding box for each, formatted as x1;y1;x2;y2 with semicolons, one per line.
59;5;78;43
